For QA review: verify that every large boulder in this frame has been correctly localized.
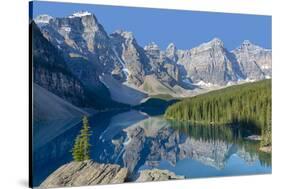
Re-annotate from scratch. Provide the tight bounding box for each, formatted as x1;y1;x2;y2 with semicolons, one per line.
136;169;185;182
40;160;128;188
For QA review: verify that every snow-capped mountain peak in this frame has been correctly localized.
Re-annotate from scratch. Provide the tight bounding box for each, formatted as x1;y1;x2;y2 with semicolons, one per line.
166;43;176;51
33;10;272;101
242;40;252;46
69;11;92;18
34;14;53;24
113;30;135;41
144;42;160;51
190;38;224;54
207;37;224;47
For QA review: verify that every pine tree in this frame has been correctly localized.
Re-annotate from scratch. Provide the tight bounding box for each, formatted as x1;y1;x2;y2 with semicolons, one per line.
71;116;92;162
80;116;91;160
165;79;272;146
72;135;84;161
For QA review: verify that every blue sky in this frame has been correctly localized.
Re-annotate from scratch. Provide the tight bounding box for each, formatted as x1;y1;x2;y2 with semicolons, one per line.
30;1;272;50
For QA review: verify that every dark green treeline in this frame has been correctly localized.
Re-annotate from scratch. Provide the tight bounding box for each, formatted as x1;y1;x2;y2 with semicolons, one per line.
165;79;272;146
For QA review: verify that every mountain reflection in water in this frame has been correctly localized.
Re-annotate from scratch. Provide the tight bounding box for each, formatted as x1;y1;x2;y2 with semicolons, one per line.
33;110;271;186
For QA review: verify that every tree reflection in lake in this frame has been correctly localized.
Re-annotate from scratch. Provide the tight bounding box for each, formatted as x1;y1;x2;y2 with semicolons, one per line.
33;110;271;186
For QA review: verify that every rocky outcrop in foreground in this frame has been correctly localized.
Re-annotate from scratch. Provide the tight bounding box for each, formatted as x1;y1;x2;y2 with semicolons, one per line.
136;169;185;182
40;161;184;188
40;161;128;188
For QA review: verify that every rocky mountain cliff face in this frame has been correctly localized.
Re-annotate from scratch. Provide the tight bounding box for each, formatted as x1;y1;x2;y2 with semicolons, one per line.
110;30;150;86
32;21;127;109
34;11;272;105
36;12;127;83
31;21;87;106
232;40;272;80
144;42;180;86
177;38;242;85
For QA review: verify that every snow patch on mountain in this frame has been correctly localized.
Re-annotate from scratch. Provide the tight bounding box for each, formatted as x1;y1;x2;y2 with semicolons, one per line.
34;14;53;24
112;47;130;80
69;11;91;18
144;42;160;51
33;11;271;100
195;80;218;87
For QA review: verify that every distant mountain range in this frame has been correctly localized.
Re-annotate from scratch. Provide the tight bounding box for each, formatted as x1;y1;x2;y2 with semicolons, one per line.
32;11;272;108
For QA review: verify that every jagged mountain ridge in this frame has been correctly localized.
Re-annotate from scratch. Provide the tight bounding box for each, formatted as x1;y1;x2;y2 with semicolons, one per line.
178;38;242;85
232;40;272;80
34;11;272;105
31;21;128;109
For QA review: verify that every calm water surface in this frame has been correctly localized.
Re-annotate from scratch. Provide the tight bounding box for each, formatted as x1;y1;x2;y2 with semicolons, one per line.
33;110;271;186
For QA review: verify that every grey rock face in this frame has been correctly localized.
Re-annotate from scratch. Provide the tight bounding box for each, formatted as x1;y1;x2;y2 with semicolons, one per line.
178;38;240;85
34;12;272;100
136;169;185;182
166;43;178;62
37;12;127;85
35;21;130;110
34;66;86;106
177;39;271;86
110;30;150;86
144;42;180;86
34;14;54;24
40;160;128;188
32;22;87;106
232;40;272;80
110;31;180;90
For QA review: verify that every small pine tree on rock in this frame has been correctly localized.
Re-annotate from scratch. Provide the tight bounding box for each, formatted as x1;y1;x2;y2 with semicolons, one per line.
71;116;92;161
72;135;83;161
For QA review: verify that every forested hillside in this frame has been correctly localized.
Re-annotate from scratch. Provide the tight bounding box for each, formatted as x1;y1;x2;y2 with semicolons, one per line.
165;80;272;146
